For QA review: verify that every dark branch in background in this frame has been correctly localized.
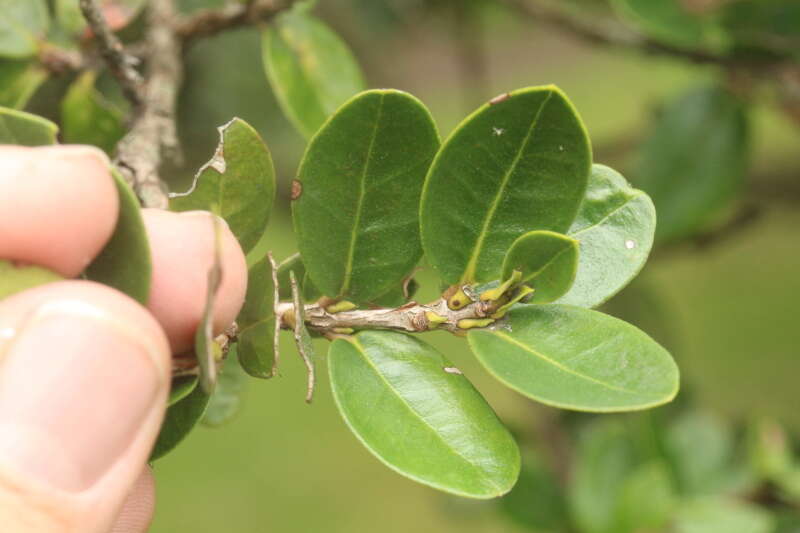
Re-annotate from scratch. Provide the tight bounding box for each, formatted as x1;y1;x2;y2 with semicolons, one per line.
499;0;790;73
79;0;144;107
112;0;183;209
175;0;297;46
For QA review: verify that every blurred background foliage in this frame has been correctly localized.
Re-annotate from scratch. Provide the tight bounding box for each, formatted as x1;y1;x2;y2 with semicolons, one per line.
5;0;800;531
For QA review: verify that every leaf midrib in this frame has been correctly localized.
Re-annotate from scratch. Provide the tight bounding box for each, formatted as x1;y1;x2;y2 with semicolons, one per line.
339;93;385;296
460;90;555;283
570;192;643;238
347;337;503;493
490;331;642;396
517;241;574;285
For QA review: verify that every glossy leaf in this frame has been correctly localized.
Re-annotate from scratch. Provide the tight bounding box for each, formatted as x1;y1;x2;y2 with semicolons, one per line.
675;498;775;533
85;169;152;305
558;164;656;308
203;345;247;427
468;305;678;412
569;420;637;533
171;118;275;254
168;376;198;406
502;230;578;304
292;89;439;303
61;71;125;154
0;106;58;145
151;382;210;460
0;260;61;300
237;253;276;378
328;330;520;498
0;59;46;109
0;0;49;58
611;0;712;48
262;6;365;138
420;86;591;284
634;85;749;243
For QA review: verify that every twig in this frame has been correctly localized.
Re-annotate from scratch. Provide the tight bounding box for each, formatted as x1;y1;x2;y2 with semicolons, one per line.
274;289;501;336
175;0;298;46
79;0;143;107
500;0;790;73
113;0;182;209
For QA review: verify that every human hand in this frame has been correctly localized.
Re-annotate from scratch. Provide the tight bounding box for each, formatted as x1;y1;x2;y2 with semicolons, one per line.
0;145;248;532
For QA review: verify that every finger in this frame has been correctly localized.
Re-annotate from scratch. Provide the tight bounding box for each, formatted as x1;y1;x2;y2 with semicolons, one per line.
0;281;170;533
0;145;119;278
109;467;155;533
141;209;248;354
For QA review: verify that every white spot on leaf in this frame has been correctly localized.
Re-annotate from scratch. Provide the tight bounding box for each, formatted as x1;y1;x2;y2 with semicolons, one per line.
492;127;505;136
443;367;462;375
625;240;636;249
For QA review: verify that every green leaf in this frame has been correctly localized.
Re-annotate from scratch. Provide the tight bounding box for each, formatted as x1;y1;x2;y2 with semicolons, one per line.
558;164;656;308
569;420;637;533
328;330;520;499
203;345;247;427
634;85;749;243
0;105;58;145
292;89;440;303
611;0;713;48
665;410;740;495
615;461;676;533
262;6;365;138
499;448;568;531
60;71;125;154
502;230;578;304
367;277;419;308
237;253;276;378
171;118;275;254
0;0;49;58
674;498;775;533
420;86;591;284
0;259;61;300
85;169;152;305
151;382;210;460
721;1;800;58
168;375;198;406
0;59;46;109
468;304;678;412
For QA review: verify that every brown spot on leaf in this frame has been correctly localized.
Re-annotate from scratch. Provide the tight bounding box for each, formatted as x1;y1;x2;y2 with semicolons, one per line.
291;180;303;200
489;93;511;105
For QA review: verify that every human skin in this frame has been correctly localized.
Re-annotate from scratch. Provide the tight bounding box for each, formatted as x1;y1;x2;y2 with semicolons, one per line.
0;145;248;532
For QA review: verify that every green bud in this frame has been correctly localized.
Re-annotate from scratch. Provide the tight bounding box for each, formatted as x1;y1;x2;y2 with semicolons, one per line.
457;318;495;330
327;300;357;313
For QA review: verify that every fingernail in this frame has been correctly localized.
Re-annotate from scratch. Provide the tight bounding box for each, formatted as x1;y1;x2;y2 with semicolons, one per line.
0;300;163;492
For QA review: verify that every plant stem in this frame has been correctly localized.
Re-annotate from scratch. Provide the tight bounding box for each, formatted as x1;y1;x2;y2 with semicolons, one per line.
175;0;298;46
274;293;498;336
79;0;144;107
112;0;183;209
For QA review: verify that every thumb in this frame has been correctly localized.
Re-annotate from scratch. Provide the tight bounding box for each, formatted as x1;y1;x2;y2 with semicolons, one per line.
0;281;171;533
